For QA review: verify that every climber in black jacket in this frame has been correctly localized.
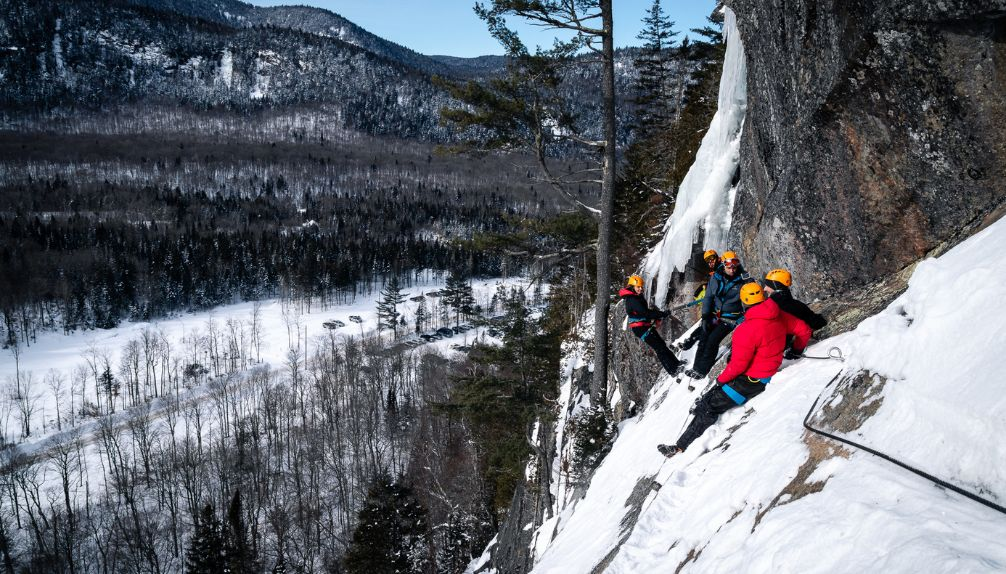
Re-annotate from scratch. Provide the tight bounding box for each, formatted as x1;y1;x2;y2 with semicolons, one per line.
762;268;828;359
686;250;755;378
677;249;723;352
620;275;682;376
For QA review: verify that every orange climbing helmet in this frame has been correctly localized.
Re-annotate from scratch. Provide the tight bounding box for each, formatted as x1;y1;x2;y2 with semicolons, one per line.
703;249;719;262
740;282;766;306
627;275;644;288
764;268;793;289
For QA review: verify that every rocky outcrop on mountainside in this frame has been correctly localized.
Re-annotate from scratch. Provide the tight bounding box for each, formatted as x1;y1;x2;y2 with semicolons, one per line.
727;0;1006;301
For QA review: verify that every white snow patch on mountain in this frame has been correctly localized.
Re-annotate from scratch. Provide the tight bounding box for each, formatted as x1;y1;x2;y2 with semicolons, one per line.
219;48;234;89
53;18;67;77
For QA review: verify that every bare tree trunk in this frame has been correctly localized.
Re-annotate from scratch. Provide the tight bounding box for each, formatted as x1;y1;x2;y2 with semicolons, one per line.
591;0;617;407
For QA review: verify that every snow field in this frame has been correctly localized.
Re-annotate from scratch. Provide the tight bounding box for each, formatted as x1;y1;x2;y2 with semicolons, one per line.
1;273;536;450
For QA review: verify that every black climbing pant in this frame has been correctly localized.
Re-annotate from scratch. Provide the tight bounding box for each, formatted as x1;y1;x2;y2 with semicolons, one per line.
631;325;680;375
679;327;702;350
676;376;766;450
691;320;735;376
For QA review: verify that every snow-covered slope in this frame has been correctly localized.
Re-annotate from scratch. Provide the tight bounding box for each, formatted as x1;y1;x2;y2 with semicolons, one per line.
526;213;1006;572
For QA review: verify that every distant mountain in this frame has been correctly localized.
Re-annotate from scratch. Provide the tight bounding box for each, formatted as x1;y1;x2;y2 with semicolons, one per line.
430;54;509;78
0;0;648;143
0;0;457;139
123;0;460;76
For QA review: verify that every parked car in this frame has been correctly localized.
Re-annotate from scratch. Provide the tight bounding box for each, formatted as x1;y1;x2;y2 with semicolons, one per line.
409;295;425;302
420;334;436;342
322;319;346;330
349;315;363;323
436;327;454;337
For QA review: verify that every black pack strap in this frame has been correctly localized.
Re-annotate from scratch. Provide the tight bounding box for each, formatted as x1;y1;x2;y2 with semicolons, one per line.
803;376;1006;516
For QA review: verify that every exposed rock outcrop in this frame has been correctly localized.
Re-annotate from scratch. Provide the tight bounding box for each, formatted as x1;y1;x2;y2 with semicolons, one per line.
728;0;1006;301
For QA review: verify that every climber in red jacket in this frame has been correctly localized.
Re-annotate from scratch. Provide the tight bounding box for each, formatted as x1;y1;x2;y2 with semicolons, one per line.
658;282;811;458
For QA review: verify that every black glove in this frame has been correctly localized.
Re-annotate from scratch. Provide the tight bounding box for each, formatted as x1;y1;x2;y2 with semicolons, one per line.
784;348;804;360
659;310;671;319
701;314;714;333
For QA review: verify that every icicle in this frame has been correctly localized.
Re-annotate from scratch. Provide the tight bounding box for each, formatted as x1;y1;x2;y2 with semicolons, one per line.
641;7;747;302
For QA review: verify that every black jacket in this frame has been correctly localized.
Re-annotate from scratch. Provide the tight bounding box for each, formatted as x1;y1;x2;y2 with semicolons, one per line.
770;289;827;330
620;288;665;326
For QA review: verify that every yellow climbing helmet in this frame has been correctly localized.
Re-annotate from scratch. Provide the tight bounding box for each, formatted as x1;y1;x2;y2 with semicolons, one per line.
740;282;766;306
764;268;793;288
703;249;719;262
721;250;739;264
627;275;644;288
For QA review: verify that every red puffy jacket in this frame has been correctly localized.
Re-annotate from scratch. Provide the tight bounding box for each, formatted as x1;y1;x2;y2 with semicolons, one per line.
717;298;811;382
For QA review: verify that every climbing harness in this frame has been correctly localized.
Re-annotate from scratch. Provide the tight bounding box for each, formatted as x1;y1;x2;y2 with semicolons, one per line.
803;372;1006;517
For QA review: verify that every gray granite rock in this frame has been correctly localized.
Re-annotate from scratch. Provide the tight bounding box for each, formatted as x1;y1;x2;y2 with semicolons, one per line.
727;0;1006;300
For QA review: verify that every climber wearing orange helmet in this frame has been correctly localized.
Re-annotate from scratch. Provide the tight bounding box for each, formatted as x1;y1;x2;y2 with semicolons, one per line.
676;249;724;353
658;283;812;457
620;275;682;376
684;250;754;379
763;268;828;360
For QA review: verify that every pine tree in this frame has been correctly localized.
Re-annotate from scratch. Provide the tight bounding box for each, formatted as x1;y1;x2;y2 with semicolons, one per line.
633;0;679;138
439;0;620;406
344;473;431;574
376;275;406;337
414;300;428;333
185;504;225;574
436;512;475;574
99;367;118;414
442;272;475;327
224;490;258;573
691;1;725;45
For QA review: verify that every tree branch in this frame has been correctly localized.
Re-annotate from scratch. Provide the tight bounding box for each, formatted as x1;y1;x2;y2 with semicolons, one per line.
637;180;676;201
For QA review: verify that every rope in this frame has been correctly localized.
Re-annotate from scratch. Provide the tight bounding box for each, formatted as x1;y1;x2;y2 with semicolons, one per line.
803;378;1006;517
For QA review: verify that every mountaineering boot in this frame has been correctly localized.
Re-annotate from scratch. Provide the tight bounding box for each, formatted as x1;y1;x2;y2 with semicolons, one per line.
659;357;682;377
657;444;682;458
683;369;704;380
677;330;701;352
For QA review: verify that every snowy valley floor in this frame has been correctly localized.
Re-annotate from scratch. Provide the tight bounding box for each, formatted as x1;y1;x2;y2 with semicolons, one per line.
1;274;531;450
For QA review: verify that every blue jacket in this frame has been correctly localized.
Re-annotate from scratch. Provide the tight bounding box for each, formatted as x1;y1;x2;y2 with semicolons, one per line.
701;266;753;320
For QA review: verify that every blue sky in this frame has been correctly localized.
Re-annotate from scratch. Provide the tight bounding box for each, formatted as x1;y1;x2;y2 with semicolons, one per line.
246;1;719;57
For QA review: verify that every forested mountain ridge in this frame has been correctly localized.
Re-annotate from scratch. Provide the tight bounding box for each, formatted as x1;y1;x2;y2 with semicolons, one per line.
123;0;462;76
0;0;643;142
1;0;455;140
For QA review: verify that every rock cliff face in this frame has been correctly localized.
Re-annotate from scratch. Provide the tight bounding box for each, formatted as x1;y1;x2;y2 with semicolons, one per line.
727;0;1006;299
